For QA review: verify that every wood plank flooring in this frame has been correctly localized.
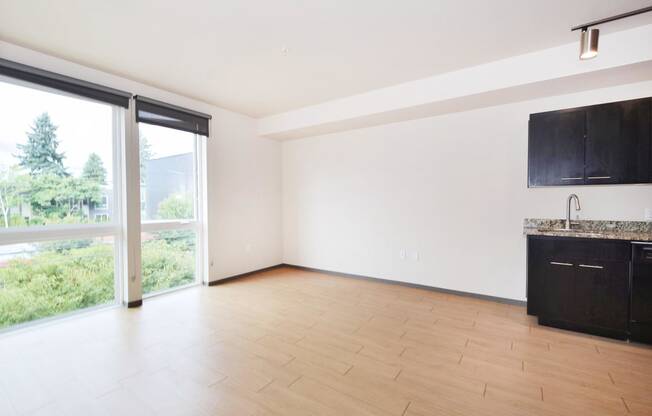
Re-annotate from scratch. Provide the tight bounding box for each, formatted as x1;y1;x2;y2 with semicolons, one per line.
1;266;651;415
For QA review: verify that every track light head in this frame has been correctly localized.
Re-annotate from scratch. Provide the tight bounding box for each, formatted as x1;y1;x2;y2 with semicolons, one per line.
579;28;599;60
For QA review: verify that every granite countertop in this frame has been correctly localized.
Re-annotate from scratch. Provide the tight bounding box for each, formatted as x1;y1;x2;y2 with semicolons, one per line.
523;218;652;241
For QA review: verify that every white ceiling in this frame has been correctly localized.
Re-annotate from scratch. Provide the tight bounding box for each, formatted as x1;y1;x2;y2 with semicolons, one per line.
1;0;651;117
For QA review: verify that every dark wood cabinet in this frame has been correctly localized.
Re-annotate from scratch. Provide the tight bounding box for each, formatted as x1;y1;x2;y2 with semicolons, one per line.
541;260;576;322
586;98;651;184
528;97;652;187
573;261;629;331
526;236;630;339
528;110;585;186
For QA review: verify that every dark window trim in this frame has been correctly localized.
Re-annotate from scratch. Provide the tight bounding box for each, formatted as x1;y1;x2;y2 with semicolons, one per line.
0;58;131;108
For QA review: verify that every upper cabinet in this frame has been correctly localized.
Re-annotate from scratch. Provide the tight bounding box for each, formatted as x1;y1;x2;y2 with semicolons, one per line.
528;97;651;187
586;99;651;184
528;109;586;186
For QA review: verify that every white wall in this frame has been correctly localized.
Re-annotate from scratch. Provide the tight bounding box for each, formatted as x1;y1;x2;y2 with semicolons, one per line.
0;41;283;284
282;80;652;301
208;112;282;280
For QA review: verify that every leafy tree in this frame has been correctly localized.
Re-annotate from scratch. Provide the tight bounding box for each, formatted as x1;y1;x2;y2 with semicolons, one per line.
0;167;21;228
157;193;193;219
66;176;103;216
15;113;68;176
20;174;102;221
82;153;107;185
20;174;66;218
156;194;195;250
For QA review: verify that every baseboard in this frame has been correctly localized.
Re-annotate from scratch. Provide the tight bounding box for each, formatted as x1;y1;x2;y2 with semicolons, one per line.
126;299;142;308
207;264;285;286
283;263;527;307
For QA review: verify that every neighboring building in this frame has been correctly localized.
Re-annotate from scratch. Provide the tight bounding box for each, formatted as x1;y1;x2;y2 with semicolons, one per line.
143;153;194;219
84;186;112;222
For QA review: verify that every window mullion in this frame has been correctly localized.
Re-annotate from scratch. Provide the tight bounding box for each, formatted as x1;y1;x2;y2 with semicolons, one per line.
122;100;143;306
0;225;119;245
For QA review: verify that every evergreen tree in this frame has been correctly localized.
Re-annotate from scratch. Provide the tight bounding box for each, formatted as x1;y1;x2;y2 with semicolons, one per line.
82;153;107;185
15;113;68;176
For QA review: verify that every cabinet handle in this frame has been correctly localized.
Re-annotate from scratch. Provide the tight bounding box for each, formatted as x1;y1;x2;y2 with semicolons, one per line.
579;264;604;269
561;177;583;181
587;176;611;180
550;261;573;266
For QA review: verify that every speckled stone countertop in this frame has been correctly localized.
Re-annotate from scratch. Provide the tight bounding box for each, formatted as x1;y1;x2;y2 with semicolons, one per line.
523;218;652;241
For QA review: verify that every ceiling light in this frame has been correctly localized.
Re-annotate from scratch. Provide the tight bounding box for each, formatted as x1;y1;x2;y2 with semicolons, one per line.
579;28;599;60
571;5;652;61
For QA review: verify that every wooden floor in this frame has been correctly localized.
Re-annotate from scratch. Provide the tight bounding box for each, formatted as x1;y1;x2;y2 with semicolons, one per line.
1;267;652;415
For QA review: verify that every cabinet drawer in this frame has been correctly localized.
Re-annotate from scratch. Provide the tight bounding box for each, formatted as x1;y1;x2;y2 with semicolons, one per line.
634;245;652;263
530;236;630;262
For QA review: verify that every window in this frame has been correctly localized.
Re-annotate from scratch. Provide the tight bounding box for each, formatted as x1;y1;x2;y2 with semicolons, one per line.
139;123;202;295
0;62;210;331
0;77;123;329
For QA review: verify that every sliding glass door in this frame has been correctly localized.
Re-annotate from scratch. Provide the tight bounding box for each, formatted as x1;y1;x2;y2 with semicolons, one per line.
138;123;202;295
0;77;123;329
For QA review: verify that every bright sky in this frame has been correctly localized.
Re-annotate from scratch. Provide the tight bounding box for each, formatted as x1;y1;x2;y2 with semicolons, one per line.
0;77;195;180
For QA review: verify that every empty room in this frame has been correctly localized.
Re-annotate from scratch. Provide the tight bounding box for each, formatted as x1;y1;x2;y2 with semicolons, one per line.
1;1;652;415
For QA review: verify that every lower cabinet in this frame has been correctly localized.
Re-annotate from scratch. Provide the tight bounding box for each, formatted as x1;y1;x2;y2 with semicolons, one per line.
539;260;575;322
527;236;630;339
573;261;629;332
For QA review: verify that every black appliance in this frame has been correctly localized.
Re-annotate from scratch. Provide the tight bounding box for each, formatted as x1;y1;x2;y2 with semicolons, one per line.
631;242;652;343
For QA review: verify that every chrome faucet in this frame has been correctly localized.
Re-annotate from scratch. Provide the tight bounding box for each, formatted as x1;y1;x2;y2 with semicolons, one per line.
565;194;581;230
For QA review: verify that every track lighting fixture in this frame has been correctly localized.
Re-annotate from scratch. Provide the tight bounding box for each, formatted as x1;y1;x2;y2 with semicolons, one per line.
579;28;599;60
571;5;652;60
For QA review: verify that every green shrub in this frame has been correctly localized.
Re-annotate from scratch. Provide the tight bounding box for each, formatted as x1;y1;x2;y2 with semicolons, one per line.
142;237;195;294
0;238;195;329
0;243;114;328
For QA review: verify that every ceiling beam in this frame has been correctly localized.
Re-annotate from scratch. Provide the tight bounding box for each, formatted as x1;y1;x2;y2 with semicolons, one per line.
259;24;652;140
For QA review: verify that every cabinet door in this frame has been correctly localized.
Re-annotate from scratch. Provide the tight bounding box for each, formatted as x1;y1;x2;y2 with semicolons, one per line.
528;110;586;186
541;260;575;322
572;261;629;332
586;98;651;184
